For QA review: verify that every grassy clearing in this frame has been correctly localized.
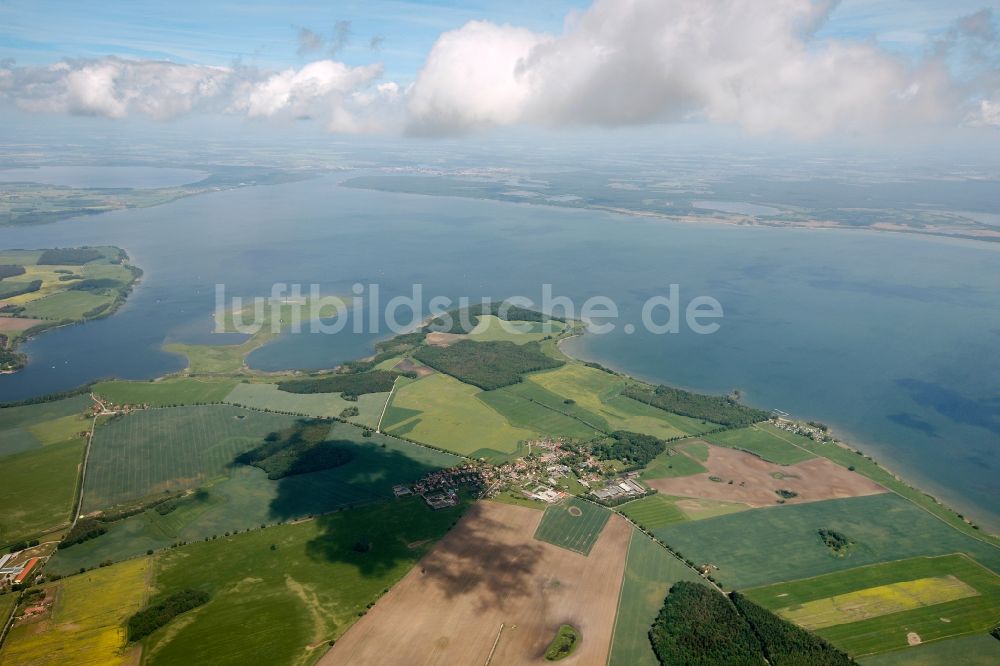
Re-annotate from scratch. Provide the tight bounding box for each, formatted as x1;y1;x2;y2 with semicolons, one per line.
706;425;816;465
0;557;149;666
163;337;267;374
381;373;537;459
48;424;459;574
93;378;236;407
82;405;297;511
141;497;467;666
224;381;387;426
657;494;1000;589
858;634;1000;665
609;529;702;666
533;497;611;555
677;440;710;461
0;438;84;544
466;315;564;344
639;447;707;480
745;554;1000;657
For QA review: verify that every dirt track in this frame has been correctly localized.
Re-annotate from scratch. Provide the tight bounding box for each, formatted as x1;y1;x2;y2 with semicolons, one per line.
320;501;631;665
647;444;887;507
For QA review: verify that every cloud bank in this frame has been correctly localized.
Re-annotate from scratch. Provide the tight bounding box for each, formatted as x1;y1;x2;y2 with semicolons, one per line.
1;0;997;136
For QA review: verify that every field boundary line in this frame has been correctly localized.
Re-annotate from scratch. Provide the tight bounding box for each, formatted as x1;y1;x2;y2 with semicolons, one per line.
69;398;100;528
605;529;635;666
761;425;1000;551
376;379;397;434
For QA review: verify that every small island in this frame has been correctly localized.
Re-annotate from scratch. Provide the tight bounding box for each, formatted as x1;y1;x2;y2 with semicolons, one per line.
0;246;141;373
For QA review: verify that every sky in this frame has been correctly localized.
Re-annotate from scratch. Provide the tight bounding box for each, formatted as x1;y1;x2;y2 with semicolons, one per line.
0;0;998;142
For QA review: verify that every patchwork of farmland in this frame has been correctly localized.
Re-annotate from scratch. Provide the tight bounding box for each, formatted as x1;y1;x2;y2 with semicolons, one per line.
81;405;297;511
657;494;1000;588
608;529;703;666
858;634;1000;665
534;497;611;555
705;423;816;465
0;394;92;457
381;373;537;459
50;423;460;573
476;382;604;439
745;553;1000;657
142;497;466;666
0;557;149;666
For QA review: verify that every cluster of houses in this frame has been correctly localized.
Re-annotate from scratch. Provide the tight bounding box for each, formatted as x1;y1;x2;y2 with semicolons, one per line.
392;463;485;509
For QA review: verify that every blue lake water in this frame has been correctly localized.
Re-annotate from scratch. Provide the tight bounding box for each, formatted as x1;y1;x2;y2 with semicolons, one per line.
1;174;998;531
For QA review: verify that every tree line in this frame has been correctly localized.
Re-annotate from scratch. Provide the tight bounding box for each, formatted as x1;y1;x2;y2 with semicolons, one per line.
127;589;210;641
278;369;399;398
624;385;770;427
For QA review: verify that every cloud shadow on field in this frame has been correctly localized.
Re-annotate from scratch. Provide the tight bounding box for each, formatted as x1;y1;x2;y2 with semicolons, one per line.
414;503;547;611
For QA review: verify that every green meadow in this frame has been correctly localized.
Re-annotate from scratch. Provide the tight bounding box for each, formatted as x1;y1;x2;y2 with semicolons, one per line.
657;494;1000;589
705;424;816;465
0;438;84;545
81;405;297;511
223;381;388;427
381;373;537;459
93;377;237;406
639;446;707;480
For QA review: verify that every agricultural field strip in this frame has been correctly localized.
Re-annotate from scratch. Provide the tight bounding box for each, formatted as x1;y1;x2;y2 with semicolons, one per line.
607;527;704;666
743;553;1000;655
533;498;612;555
778;575;979;630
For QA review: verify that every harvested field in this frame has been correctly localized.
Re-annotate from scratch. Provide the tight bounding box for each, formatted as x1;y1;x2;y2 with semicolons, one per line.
425;331;463;347
646;443;886;507
320;501;631;666
0;317;44;332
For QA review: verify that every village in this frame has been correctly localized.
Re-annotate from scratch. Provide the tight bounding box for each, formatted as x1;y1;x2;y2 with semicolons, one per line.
393;437;651;511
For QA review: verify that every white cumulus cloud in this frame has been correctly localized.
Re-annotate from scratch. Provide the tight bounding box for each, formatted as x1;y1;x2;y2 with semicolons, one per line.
406;0;965;137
